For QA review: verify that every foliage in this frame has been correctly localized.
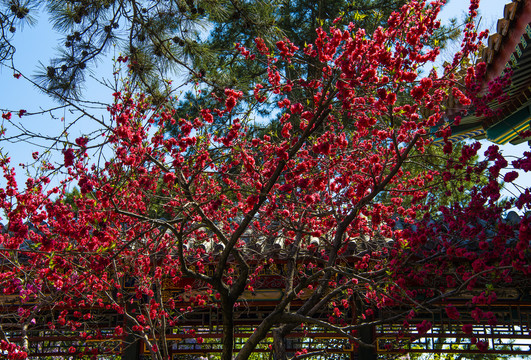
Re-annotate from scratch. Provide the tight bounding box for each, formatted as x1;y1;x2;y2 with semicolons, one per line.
0;0;461;102
169;0;462;134
0;1;530;360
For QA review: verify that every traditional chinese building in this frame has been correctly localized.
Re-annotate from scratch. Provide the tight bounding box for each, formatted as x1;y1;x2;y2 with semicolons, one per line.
447;0;531;145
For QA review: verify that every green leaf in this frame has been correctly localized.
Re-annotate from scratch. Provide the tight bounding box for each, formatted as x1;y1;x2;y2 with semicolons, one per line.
353;11;367;21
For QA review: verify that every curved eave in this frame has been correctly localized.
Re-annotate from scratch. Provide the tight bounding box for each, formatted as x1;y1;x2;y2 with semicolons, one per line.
448;0;531;145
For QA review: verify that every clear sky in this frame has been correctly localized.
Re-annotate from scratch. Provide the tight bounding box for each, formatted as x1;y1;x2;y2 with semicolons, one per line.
0;11;113;184
0;0;528;201
443;0;508;29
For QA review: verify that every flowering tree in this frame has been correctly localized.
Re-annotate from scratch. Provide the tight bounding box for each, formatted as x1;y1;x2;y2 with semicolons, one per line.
0;0;530;359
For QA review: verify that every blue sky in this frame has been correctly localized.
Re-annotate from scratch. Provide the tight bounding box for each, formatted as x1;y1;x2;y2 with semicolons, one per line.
0;11;113;183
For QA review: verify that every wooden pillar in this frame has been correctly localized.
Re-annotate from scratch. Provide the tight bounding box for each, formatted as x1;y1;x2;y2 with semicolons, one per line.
122;334;141;359
358;325;377;360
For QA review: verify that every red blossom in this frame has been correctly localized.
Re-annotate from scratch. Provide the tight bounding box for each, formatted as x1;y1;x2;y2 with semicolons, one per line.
63;148;75;166
445;305;460;320
0;2;526;359
503;171;518;183
462;324;473;334
416;320;432;335
224;88;243;112
163;172;176;185
476;340;488;352
276;38;299;61
254;37;269;55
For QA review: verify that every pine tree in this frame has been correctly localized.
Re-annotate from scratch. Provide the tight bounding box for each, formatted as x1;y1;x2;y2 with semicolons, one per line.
1;0;275;100
168;0;461;137
1;0;459;103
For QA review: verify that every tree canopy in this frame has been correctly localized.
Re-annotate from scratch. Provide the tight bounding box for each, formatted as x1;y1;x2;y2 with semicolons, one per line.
1;0;460;102
0;0;530;360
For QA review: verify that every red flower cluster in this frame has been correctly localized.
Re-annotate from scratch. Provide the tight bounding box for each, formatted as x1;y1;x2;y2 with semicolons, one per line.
224;88;243;113
276;39;299;61
0;0;528;358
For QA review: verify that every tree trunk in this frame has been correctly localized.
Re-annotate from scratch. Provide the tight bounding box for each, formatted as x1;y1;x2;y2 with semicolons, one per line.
358;325;377;360
272;328;288;360
221;299;235;360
